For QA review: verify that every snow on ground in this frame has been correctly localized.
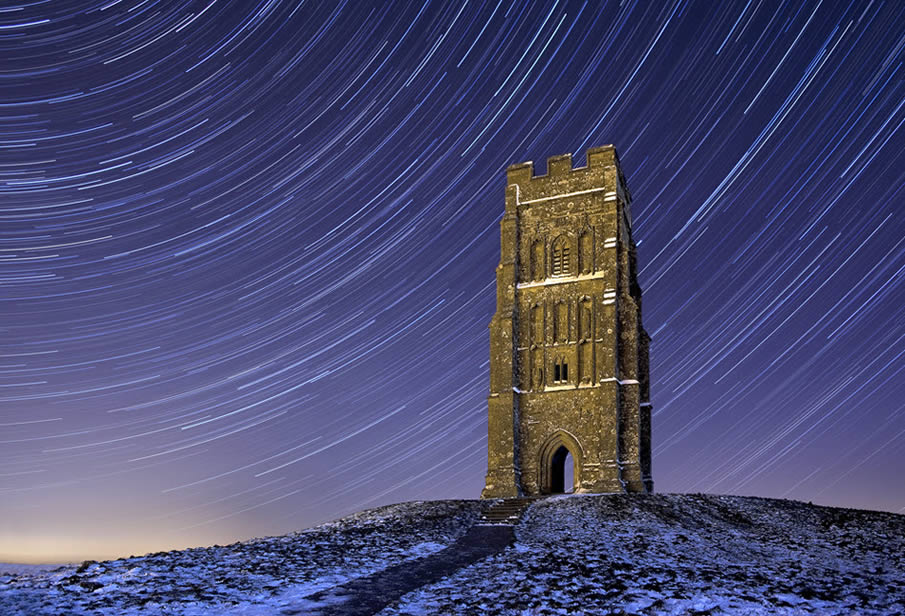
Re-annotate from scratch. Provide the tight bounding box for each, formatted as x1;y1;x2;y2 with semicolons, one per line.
380;494;905;616
0;564;66;576
3;494;903;615
0;499;481;616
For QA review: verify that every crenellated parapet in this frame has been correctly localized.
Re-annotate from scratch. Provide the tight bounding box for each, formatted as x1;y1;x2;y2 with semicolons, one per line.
505;146;632;211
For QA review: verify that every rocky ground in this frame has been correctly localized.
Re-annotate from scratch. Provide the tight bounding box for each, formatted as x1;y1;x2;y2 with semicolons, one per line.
1;494;903;615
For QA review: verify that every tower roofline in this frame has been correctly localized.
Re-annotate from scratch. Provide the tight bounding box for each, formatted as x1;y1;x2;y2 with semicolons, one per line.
506;145;622;184
506;145;631;206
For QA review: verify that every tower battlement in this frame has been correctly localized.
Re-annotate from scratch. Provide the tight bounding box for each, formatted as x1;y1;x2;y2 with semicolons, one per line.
505;145;630;205
506;144;619;181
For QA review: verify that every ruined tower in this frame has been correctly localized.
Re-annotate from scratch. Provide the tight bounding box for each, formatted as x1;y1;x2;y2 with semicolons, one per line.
482;145;652;498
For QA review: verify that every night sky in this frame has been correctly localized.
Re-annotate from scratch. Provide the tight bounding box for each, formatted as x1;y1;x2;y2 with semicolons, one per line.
3;0;904;564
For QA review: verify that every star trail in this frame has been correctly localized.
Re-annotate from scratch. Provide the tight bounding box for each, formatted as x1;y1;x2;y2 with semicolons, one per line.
2;0;904;563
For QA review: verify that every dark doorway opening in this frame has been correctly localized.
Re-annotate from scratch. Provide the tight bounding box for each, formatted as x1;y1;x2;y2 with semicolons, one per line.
550;445;575;493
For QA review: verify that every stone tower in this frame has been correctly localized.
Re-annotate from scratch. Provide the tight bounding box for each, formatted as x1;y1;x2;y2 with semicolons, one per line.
482;145;652;498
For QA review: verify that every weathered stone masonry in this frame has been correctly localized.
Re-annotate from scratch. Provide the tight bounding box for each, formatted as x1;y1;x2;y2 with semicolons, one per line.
482;145;653;498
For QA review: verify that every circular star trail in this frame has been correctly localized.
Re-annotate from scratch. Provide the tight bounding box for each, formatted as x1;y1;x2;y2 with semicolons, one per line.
2;1;904;562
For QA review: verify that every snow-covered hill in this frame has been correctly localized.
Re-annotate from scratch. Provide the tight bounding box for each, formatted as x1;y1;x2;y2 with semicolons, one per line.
386;494;905;615
0;500;481;615
2;494;902;615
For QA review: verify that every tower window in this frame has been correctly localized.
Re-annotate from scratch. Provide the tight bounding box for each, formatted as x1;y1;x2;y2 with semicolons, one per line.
552;237;570;276
554;358;568;383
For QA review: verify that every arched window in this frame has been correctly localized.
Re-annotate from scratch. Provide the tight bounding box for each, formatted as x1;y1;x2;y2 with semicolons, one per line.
553;357;569;383
552;236;570;276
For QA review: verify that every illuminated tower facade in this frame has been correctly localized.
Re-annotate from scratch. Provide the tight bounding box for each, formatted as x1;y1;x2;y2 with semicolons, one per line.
482;145;652;498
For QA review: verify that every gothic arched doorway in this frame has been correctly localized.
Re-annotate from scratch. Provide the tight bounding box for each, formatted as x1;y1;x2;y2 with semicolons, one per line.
550;446;574;493
538;430;583;494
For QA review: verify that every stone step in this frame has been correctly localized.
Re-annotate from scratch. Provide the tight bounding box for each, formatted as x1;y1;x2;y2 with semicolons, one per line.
476;497;542;526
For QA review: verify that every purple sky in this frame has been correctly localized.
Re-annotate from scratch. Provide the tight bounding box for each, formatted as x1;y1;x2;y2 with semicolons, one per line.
2;0;904;563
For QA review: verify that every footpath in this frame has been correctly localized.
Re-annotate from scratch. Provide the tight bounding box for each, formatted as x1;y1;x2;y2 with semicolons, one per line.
284;498;538;616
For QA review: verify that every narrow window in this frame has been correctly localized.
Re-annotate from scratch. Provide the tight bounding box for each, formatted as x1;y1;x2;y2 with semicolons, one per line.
553;358;569;383
552;237;570;276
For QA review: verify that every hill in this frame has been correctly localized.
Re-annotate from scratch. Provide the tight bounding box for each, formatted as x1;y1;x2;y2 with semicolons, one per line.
1;494;902;615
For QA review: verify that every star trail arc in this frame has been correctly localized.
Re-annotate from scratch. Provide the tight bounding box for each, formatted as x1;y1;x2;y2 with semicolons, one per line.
1;0;904;562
